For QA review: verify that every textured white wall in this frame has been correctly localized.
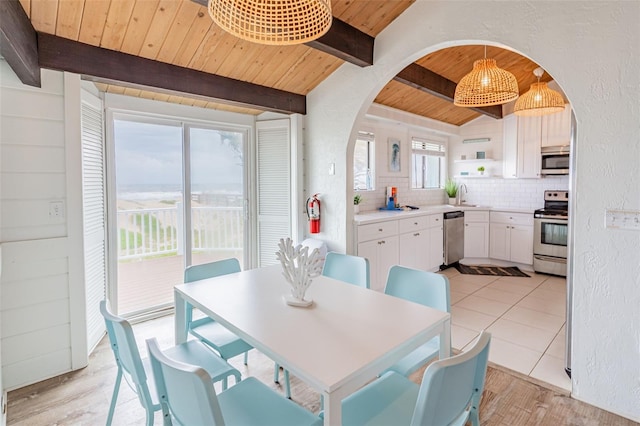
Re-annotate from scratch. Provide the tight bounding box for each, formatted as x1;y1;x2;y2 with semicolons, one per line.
306;0;640;421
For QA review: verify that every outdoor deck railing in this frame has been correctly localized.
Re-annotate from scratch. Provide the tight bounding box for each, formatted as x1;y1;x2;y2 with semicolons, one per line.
118;205;243;260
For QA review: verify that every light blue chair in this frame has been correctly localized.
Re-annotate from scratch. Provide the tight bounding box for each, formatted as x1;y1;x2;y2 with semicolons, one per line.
274;251;371;399
322;251;370;288
184;258;253;365
146;338;323;426
336;331;491;426
100;301;240;426
383;265;451;377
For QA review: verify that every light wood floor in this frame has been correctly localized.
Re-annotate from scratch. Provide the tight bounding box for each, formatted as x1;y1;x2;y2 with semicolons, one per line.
7;315;637;426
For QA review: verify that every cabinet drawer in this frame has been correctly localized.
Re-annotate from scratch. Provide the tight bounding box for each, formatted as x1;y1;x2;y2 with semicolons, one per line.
398;216;429;234
358;220;399;242
465;211;490;223
490;211;533;226
428;214;443;228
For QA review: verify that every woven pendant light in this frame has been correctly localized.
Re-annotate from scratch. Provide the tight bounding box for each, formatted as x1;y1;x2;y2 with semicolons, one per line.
208;0;332;46
514;68;565;116
454;48;519;107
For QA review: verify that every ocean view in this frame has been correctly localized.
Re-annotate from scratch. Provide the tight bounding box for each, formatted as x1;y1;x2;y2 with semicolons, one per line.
117;183;243;202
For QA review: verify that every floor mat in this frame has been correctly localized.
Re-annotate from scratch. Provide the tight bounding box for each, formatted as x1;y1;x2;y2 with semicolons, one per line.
454;263;530;277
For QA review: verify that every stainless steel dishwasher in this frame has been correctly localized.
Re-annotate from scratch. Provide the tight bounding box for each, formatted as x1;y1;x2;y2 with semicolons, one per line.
443;211;464;267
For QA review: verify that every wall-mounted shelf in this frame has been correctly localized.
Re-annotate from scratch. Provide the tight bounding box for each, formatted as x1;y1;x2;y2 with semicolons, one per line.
454;158;496;163
454;174;499;179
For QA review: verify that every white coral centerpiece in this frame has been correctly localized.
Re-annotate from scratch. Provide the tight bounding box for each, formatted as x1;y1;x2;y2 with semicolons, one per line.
276;238;323;305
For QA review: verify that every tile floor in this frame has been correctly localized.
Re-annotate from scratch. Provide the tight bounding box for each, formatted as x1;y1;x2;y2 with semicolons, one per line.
439;267;572;392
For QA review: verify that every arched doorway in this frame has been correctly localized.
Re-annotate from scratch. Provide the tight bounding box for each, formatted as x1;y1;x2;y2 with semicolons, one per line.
304;1;639;420
344;42;574;391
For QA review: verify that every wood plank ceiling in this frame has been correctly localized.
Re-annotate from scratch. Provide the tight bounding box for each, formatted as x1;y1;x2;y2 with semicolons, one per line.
19;0;548;126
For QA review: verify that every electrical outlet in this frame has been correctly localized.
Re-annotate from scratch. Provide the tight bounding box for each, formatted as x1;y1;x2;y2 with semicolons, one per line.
605;209;640;231
49;201;65;221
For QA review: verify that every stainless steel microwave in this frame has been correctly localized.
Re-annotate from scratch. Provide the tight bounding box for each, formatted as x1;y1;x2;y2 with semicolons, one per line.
541;145;570;175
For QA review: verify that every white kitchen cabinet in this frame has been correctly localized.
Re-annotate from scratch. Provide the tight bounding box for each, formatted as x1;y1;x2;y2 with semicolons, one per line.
504;113;541;179
502;114;518;179
489;212;534;264
356;213;444;291
357;221;399;292
427;214;444;271
503;110;572;179
517;115;542;178
509;225;534;264
542;104;571;147
399;217;429;270
464;211;490;258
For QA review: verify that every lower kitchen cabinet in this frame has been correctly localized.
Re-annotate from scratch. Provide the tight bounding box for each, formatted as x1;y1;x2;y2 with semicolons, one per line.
464;211;490;258
427;215;444;270
356;213;443;292
399;218;429;271
489;212;533;264
356;220;400;292
357;236;399;292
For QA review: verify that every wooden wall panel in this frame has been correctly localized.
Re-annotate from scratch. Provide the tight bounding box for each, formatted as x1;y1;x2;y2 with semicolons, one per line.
0;116;65;147
1;145;66;173
1;275;69;311
0;63;67;243
2;299;70;339
2;324;70;366
0;237;72;389
0;174;66;200
3;348;71;390
0;87;65;120
0;63;71;394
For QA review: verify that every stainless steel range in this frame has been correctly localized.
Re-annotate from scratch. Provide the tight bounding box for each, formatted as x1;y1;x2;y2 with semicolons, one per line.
533;190;568;276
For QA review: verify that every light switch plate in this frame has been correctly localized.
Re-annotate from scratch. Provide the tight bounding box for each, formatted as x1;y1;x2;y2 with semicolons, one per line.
605;209;640;231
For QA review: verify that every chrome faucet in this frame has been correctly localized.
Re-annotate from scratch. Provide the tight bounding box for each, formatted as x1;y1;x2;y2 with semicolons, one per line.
457;183;468;205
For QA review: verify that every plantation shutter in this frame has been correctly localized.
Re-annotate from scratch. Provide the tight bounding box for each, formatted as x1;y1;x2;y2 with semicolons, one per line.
81;89;107;353
256;119;291;267
411;138;446;156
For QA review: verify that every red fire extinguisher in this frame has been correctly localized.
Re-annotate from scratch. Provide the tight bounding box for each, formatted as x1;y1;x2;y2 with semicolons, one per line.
306;193;321;234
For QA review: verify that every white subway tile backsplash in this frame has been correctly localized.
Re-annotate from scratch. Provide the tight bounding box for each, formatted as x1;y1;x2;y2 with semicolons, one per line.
356;175;568;213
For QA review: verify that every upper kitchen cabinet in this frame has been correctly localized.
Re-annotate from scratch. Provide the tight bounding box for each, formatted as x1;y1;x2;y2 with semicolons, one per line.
542;104;572;147
503;113;540;179
502;104;571;179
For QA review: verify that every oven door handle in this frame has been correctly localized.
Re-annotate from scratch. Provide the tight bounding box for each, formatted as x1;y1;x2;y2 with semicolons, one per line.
534;254;567;264
535;217;568;225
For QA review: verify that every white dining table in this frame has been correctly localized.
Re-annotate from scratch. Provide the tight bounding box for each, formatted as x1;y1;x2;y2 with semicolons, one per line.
174;264;451;426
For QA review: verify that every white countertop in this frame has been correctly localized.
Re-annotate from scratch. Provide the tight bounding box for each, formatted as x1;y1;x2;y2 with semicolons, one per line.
354;204;534;224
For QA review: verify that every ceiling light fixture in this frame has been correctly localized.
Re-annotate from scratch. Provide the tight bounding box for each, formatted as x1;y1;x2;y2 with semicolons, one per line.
514;67;565;116
208;0;333;46
454;47;519;108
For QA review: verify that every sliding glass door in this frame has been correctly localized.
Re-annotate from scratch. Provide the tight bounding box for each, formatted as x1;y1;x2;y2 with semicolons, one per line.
111;115;247;317
187;126;245;268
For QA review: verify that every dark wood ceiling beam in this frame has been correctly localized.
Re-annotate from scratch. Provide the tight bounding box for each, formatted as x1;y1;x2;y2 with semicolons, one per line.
394;63;503;120
190;0;373;67
305;17;373;67
37;33;306;115
0;0;40;86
